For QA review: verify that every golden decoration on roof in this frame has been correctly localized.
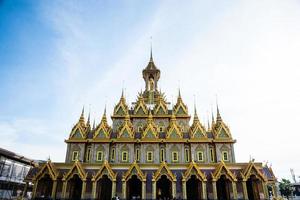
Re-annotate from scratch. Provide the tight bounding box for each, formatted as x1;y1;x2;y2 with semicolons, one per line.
212;106;232;139
190;107;207;139
173;89;188;116
133;92;148;115
118;111;134;138
142;110;158;139
153;93;168;115
123;161;146;182
93;108;111;139
166;111;182;139
113;90;129;116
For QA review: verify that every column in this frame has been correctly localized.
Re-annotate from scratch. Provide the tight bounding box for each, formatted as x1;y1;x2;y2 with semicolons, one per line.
111;180;116;198
152;181;156;199
81;180;86;199
141;181;146;199
202;181;207;200
122;180;126;199
22;182;28;198
212;181;218;200
172;181;176;198
272;183;278;197
242;181;249;200
232;181;238;200
182;181;187;200
62;181;67;199
32;181;38;198
263;183;269;199
92;181;97;199
51;180;57;199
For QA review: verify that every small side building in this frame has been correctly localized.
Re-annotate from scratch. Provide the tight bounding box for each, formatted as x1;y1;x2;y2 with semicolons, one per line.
0;147;36;199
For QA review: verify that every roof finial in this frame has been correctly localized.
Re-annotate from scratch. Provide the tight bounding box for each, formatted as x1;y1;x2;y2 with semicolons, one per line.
87;105;91;125
93;119;96;129
79;106;85;123
150;36;153;62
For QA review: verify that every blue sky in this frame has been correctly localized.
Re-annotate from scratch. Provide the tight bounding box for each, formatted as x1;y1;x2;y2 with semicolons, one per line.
1;0;300;180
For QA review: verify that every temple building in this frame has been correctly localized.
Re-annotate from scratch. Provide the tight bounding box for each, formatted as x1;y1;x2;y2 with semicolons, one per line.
26;52;278;200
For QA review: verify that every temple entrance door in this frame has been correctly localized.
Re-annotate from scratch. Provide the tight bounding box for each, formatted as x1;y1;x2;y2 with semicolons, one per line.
68;174;82;200
96;175;112;200
217;175;231;200
186;175;202;200
157;175;172;199
247;175;261;200
36;174;53;198
127;175;142;199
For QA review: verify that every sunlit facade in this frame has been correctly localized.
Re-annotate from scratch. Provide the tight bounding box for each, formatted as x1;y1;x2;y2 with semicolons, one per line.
26;52;278;200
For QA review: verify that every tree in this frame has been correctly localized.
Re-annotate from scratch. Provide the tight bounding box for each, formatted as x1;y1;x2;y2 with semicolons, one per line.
279;179;294;199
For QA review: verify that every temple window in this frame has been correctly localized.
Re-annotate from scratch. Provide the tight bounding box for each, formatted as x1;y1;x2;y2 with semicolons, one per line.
160;148;165;162
121;151;128;162
210;148;215;162
171;151;179;162
197;151;204;162
86;147;91;162
222;151;229;161
146;151;153;162
185;148;190;162
111;148;115;161
72;151;79;161
136;148;140;162
96;151;103;162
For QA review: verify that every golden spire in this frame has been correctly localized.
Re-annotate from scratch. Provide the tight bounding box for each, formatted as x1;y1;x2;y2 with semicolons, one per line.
86;110;91;128
102;106;107;123
93;119;96;130
79;107;85;125
216;104;222;122
193;105;199;123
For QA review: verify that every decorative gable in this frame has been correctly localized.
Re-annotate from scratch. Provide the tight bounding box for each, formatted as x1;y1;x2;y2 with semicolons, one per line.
70;126;85;139
152;162;176;182
123;162;146;181
133;94;148;115
154;96;168;115
63;160;87;181
166;114;182;139
212;161;236;181
215;123;231;139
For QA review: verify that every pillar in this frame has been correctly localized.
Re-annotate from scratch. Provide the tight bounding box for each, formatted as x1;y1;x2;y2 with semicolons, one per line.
122;180;126;199
172;181;176;198
272;183;278;197
202;181;207;199
51;180;57;199
242;181;249;200
142;181;146;199
111;180;116;198
22;182;29;198
212;181;218;200
62;181;67;199
92;181;97;199
232;181;238;200
81;180;86;199
182;180;187;199
263;182;269;199
152;181;156;199
32;181;38;198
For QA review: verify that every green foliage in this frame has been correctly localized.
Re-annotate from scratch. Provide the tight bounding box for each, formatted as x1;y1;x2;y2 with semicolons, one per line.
279;178;293;199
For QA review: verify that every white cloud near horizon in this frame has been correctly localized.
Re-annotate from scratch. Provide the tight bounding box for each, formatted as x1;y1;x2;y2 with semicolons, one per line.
1;0;300;181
